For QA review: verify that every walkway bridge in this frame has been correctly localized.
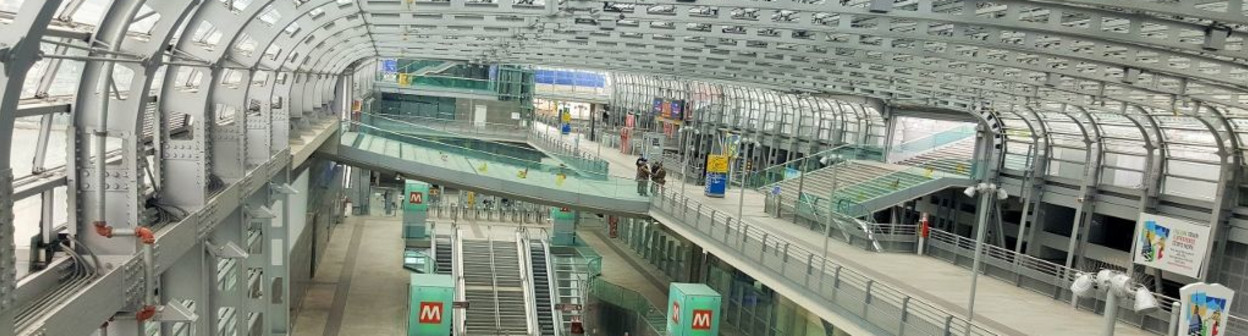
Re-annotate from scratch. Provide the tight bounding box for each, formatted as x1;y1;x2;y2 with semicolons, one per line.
319;119;649;216
317;120;1166;336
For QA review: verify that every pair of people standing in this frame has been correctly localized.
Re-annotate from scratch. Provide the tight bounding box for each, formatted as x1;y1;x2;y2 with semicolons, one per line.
635;156;667;196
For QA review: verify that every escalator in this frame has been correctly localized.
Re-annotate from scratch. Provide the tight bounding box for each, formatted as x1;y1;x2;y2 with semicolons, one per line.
434;235;453;275
529;240;559;335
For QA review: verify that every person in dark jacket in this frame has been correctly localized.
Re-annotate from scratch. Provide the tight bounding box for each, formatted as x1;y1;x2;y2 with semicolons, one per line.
651;162;667;194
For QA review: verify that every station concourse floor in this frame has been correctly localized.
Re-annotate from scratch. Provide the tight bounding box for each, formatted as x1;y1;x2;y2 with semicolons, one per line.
540;123;1154;336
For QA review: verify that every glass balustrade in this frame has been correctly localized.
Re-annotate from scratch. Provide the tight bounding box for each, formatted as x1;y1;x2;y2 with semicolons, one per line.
890;125;977;160
342;121;647;202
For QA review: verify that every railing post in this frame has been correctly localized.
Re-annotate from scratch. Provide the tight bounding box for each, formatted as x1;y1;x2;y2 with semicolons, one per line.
699;204;706;223
864;280;874;318
900;296;911;335
943;315;955;336
832;265;842;301
805;254;814;286
761;233;769;262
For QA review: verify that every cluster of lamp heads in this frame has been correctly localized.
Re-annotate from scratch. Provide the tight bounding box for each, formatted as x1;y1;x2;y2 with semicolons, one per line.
1069;270;1160;313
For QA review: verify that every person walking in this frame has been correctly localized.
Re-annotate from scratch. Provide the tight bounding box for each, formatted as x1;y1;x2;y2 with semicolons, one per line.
636;162;651;196
651;162;667;194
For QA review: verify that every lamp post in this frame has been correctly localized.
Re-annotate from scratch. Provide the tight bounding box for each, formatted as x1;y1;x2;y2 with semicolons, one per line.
680;127;698;198
737;137;755;219
1070;269;1160;336
963;182;1009;330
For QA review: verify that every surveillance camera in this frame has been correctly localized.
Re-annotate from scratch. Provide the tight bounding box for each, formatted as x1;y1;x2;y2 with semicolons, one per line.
963;186;977;198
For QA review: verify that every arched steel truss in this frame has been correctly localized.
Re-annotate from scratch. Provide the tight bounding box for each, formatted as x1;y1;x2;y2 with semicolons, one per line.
3;0;1248;334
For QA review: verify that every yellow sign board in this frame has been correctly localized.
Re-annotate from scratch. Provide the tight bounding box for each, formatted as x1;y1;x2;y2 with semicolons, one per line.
706;155;729;173
398;73;410;86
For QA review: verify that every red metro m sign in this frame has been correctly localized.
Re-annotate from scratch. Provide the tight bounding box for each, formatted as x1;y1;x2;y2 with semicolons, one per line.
418;302;443;324
670;301;680;324
691;310;713;330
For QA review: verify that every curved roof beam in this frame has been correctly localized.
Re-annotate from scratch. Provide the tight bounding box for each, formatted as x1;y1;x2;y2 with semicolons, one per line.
359;2;1248;92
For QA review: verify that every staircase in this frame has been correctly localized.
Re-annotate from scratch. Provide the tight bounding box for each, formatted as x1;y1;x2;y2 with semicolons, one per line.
770;161;898;215
895;138;976;177
552;255;588;333
529;241;558;336
460;239;532;335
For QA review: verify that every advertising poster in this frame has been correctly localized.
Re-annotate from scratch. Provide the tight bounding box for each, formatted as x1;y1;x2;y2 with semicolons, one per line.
1131;213;1213;278
653;98;664;116
725;134;741;158
1180;283;1233;336
670;100;684;120
704;155;729;198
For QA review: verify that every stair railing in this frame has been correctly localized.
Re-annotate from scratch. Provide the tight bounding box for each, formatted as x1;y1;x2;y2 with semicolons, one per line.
888;125;976;163
541;238;564;336
515;231;539;336
451;227;466;336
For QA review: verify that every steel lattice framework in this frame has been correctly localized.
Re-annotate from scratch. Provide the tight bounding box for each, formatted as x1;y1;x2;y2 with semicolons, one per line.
2;0;1248;335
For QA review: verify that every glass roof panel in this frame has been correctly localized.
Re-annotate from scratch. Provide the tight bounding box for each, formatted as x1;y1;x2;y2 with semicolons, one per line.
69;0;111;26
0;0;24;13
46;47;88;97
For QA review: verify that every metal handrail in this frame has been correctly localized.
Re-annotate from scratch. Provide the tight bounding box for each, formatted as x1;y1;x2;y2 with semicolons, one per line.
650;188;999;336
515;231;540;336
487;233;504;334
924;228;1190;316
540;238;563;336
451;227;467;336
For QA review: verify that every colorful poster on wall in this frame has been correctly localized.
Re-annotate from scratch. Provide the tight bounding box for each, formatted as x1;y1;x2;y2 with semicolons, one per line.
653;98;664;116
670;100;684;120
1180;282;1233;336
725;134;741;158
1131;213;1213;278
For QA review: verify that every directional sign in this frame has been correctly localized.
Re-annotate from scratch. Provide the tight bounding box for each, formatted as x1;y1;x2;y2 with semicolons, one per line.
453;301;470;309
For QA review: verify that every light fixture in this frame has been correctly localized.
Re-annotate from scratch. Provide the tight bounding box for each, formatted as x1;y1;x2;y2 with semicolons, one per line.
996;188;1009;200
1068;268;1158;336
1070;272;1095;297
963;186;978;198
1133;287;1159;313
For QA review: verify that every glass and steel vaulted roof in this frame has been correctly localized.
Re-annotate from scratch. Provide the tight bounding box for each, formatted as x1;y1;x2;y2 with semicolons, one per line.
4;0;1248;216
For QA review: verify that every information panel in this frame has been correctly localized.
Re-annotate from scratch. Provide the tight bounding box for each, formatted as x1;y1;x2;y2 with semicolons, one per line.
1131;213;1212;278
1180;282;1233;336
704;155;728;198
